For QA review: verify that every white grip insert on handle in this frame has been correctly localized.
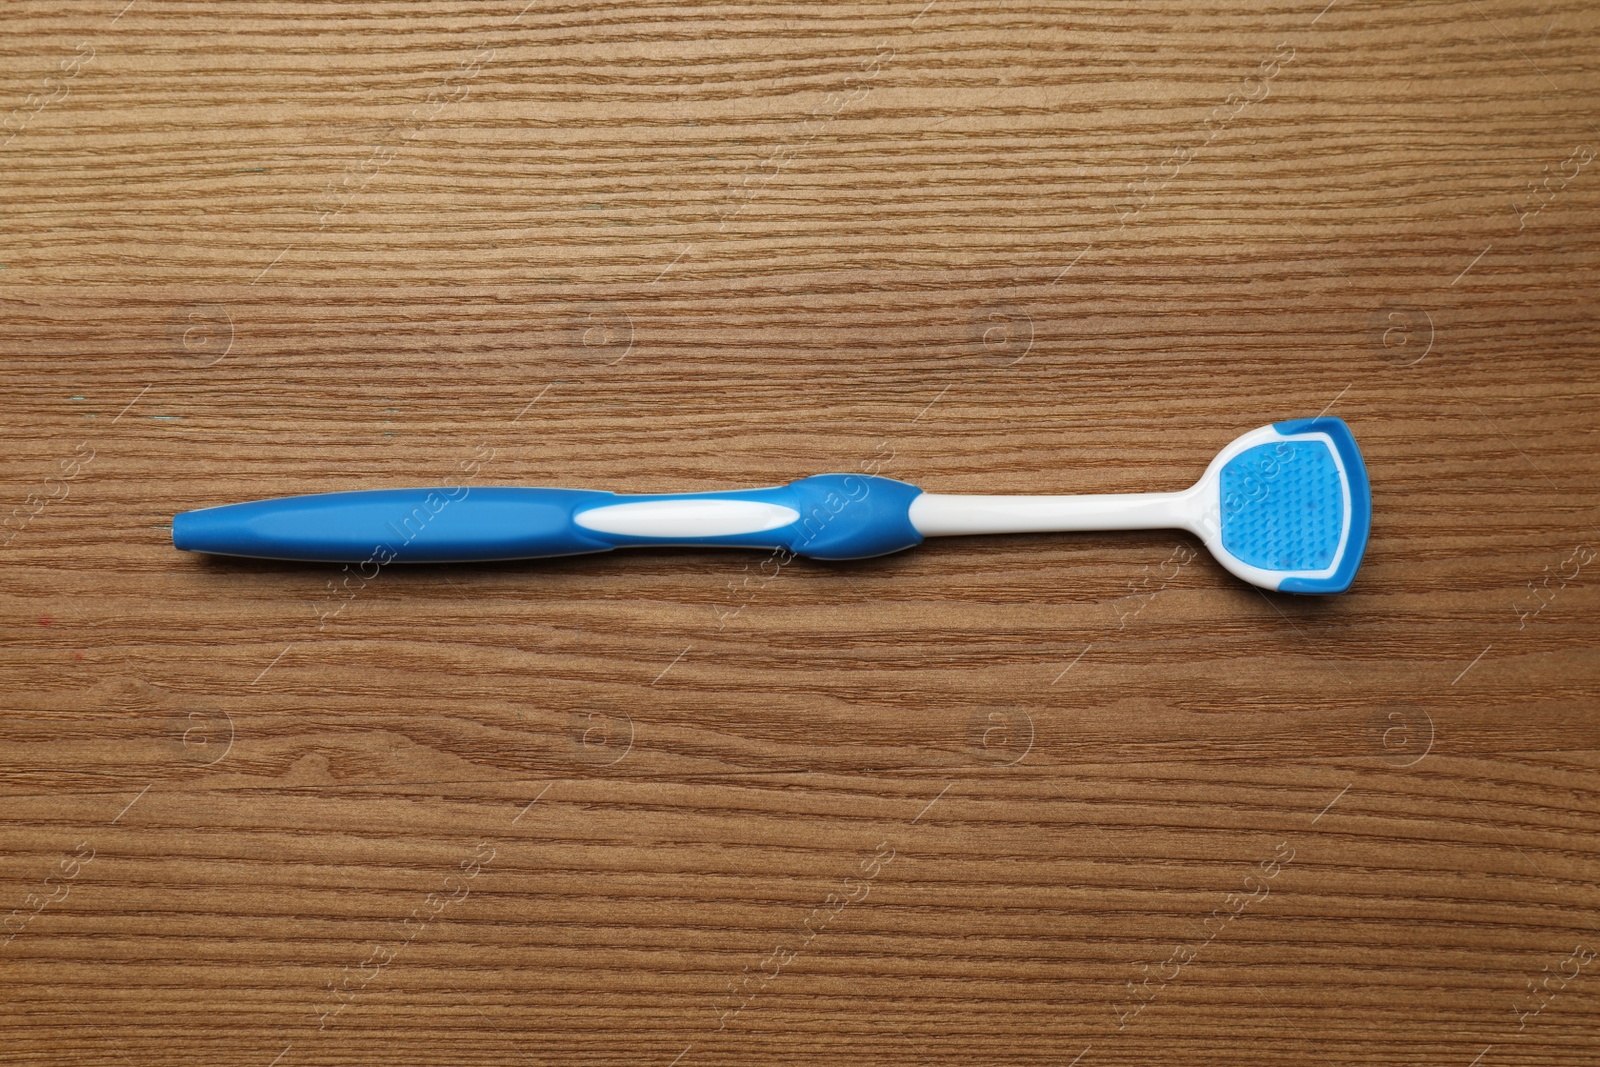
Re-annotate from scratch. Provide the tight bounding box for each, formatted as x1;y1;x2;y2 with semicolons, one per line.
573;499;801;538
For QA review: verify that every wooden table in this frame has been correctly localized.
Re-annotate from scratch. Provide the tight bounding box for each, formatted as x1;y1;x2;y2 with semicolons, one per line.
4;2;1598;1064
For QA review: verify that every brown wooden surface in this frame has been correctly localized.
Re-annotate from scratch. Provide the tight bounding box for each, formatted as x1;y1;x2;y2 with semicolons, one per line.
4;1;1600;1064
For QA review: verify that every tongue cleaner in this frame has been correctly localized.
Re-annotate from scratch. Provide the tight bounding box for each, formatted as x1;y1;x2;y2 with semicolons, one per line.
909;415;1371;594
173;416;1371;594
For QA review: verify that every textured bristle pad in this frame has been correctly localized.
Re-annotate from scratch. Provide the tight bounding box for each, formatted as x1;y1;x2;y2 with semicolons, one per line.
1219;441;1344;571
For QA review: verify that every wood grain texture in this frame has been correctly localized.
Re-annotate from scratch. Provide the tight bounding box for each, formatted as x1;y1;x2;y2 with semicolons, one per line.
3;1;1599;1064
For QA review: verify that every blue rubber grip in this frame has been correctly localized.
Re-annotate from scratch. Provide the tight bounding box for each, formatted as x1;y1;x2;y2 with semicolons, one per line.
172;475;925;564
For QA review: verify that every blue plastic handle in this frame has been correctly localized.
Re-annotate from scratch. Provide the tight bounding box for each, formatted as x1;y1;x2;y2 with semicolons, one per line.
172;475;926;564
